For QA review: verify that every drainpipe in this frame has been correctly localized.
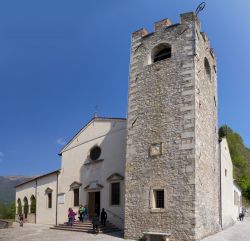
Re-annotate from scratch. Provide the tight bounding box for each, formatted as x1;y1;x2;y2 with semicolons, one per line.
35;180;37;224
56;172;58;225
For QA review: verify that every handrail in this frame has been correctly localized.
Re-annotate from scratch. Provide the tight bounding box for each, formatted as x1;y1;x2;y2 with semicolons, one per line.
106;209;124;222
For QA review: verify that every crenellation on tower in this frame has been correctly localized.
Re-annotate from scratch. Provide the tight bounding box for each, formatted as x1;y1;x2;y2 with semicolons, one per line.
154;18;173;31
132;28;149;40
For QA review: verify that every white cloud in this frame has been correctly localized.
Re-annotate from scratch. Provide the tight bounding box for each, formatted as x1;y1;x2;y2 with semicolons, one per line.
56;138;66;146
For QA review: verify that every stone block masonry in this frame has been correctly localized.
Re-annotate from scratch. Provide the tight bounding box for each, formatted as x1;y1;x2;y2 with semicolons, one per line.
125;12;220;241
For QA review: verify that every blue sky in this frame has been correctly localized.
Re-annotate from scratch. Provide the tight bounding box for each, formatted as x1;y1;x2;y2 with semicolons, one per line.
0;0;250;176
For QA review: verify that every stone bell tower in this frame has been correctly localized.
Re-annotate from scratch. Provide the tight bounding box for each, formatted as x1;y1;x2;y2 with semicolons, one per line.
125;12;220;241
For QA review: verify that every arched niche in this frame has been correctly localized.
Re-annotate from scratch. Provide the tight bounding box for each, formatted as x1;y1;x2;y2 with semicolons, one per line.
151;43;171;63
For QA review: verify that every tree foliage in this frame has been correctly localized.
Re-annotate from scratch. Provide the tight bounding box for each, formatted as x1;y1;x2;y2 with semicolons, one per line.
219;125;250;201
17;199;22;214
0;202;16;219
23;197;28;215
30;196;36;214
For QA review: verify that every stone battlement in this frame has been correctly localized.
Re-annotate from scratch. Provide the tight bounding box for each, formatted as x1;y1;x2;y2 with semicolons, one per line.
132;12;200;39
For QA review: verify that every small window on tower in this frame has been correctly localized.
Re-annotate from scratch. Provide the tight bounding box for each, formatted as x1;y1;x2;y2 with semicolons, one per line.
204;57;211;80
154;190;164;208
152;43;171;63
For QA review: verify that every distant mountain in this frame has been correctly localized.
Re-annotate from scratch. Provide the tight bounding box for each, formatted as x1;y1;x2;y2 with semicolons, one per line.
0;176;32;205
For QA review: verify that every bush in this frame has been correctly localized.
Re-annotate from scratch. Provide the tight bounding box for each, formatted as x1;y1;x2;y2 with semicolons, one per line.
0;202;15;219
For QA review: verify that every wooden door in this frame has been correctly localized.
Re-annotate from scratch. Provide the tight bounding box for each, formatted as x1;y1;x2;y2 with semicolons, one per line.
88;192;95;218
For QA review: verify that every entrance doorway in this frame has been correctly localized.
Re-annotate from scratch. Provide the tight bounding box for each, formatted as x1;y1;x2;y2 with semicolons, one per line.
88;191;100;218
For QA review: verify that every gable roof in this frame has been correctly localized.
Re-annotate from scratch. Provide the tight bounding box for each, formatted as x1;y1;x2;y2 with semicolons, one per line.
58;116;126;156
15;169;60;188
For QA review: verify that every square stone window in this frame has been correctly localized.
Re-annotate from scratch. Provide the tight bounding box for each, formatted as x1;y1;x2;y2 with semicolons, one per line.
150;188;166;212
154;190;164;209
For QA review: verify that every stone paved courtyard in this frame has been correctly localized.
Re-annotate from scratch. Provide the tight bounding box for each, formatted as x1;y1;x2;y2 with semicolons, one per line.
202;218;250;241
0;218;249;241
0;223;134;241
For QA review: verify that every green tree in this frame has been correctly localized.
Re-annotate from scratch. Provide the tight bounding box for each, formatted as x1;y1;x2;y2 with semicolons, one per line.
17;199;22;214
23;197;28;216
30;195;36;214
0;202;16;219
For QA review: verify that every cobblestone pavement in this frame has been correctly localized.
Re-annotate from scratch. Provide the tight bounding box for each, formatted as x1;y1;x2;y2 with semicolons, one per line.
0;223;134;241
202;218;250;241
0;219;249;241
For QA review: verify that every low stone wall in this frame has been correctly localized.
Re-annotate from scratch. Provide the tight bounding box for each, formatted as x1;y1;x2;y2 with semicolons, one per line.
27;213;36;223
0;220;13;229
15;213;36;223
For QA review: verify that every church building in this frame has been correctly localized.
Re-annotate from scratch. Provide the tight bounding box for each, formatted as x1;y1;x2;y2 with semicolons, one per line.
15;12;242;241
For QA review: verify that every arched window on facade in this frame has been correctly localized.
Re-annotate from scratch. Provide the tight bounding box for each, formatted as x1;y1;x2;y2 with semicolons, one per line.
204;57;211;80
30;195;36;214
45;187;53;208
17;198;22;214
152;43;171;63
23;197;29;218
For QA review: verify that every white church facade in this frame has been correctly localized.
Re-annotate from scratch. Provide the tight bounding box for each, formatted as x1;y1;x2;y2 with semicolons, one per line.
16;117;127;228
16;12;242;240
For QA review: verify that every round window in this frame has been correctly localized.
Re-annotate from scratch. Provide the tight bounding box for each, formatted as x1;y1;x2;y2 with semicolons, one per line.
90;146;101;160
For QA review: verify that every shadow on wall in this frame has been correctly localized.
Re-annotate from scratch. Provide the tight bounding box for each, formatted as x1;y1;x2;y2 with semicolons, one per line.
79;120;126;228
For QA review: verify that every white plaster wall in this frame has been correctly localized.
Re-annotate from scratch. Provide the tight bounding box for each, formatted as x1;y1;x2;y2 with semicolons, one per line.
57;119;126;229
220;138;235;228
16;181;36;214
233;183;242;220
36;173;58;225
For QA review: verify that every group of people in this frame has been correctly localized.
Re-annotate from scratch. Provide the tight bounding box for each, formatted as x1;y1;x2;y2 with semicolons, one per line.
67;205;108;234
67;205;88;226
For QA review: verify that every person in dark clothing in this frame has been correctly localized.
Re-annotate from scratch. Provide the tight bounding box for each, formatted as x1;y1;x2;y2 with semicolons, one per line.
95;204;100;217
239;211;245;221
92;213;100;234
100;208;107;227
19;214;24;227
240;211;245;221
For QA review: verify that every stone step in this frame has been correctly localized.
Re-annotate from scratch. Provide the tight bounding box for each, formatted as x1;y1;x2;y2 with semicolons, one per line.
62;222;115;227
56;225;119;231
50;226;120;234
51;220;121;234
59;224;117;228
